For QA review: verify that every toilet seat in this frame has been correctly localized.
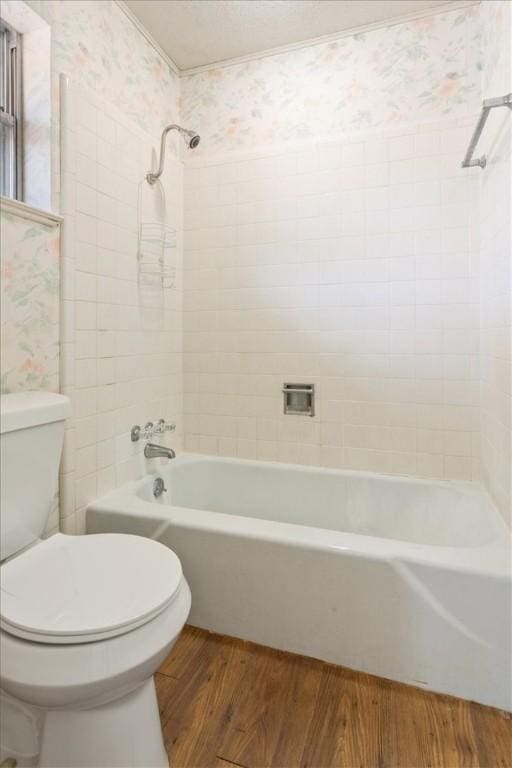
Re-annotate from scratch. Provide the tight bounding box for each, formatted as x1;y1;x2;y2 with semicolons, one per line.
0;533;183;644
0;575;191;711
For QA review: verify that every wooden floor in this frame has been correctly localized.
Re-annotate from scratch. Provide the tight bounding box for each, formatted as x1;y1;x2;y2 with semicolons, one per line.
156;625;512;768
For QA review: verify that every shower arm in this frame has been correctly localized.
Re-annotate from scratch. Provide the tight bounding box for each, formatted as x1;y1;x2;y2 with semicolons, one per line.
146;124;181;185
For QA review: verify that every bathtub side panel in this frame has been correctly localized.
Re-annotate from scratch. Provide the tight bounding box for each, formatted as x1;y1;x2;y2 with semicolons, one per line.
86;505;512;711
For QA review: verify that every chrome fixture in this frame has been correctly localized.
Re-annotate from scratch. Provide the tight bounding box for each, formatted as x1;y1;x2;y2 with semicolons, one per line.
283;383;315;417
462;93;512;169
154;418;166;435
154;418;176;435
131;421;154;442
144;443;176;460
153;477;167;498
146;124;200;184
131;419;176;442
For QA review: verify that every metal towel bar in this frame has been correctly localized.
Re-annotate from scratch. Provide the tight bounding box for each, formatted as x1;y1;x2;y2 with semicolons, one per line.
462;93;512;169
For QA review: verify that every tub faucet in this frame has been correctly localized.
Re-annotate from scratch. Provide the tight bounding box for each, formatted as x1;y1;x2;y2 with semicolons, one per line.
144;443;176;460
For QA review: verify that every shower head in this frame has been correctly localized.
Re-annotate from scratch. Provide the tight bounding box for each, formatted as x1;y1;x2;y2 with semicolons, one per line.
179;127;201;149
147;124;201;184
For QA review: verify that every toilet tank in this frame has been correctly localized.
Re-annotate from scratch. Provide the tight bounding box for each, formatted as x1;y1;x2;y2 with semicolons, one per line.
0;392;70;561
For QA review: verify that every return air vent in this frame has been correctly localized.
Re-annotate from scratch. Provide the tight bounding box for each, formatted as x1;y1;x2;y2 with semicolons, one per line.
283;384;315;417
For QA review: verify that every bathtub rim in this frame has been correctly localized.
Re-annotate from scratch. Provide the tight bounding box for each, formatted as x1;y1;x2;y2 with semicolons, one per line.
87;454;511;579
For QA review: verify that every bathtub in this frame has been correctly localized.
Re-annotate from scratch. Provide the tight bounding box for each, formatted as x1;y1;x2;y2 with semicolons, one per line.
87;454;512;711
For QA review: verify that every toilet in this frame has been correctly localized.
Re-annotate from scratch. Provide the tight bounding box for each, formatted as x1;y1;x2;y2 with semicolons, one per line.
0;392;191;768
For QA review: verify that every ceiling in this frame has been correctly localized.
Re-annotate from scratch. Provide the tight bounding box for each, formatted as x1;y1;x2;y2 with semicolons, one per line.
123;0;473;72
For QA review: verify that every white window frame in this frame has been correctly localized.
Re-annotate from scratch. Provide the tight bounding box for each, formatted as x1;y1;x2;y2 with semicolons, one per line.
0;20;22;200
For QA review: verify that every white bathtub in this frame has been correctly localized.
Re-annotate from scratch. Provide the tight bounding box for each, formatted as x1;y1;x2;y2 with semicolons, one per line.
87;454;512;710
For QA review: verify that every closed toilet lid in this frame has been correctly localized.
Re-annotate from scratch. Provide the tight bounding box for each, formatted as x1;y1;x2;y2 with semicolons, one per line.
0;533;183;644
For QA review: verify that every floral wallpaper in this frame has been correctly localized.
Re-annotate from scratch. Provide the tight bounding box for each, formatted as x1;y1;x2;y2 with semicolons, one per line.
182;5;483;154
480;0;511;97
0;1;181;395
0;212;60;394
26;0;180;135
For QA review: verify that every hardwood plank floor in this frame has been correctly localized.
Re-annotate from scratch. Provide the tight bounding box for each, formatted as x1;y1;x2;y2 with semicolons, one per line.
156;626;512;768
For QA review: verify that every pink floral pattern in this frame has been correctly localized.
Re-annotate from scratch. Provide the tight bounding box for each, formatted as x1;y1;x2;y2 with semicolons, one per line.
0;0;181;396
26;0;180;134
0;213;60;393
480;0;511;97
182;6;483;153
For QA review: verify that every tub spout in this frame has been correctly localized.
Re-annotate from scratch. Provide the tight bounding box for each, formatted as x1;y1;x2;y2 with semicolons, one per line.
144;443;176;460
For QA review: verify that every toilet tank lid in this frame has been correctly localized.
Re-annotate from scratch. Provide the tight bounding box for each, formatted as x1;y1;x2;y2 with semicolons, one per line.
0;392;70;434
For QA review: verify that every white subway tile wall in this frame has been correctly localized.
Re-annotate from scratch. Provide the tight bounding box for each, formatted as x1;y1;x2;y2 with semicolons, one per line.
183;121;482;481
477;0;512;525
59;80;183;534
479;120;511;523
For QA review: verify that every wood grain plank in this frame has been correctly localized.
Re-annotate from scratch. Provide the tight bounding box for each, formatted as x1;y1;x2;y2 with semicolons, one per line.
391;685;443;768
155;672;176;719
448;698;480;768
157;630;221;727
470;701;512;767
271;654;324;767
216;643;323;768
155;625;512;768
390;681;457;768
160;632;252;767
301;664;394;768
158;624;209;679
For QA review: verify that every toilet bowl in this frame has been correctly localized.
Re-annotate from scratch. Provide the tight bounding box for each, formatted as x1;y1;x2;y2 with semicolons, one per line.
0;392;191;767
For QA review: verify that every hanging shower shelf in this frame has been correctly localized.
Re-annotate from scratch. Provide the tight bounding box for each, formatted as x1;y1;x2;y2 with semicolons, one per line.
137;221;177;289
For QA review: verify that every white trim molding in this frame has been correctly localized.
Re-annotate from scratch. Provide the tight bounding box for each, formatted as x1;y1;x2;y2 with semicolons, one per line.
0;196;63;228
115;0;479;78
114;0;180;76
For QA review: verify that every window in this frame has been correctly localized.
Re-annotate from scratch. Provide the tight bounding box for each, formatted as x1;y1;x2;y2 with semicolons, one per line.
0;21;21;199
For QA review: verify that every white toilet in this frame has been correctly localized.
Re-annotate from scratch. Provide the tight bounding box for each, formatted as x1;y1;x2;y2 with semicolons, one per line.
0;392;191;768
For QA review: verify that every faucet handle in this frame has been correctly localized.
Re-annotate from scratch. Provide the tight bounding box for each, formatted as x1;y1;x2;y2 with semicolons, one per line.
131;420;172;442
155;418;176;434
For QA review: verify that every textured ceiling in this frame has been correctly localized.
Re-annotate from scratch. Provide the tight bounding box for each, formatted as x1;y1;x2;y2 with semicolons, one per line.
123;0;473;71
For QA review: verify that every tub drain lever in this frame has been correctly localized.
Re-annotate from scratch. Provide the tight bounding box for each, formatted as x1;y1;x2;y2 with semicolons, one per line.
153;477;167;498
